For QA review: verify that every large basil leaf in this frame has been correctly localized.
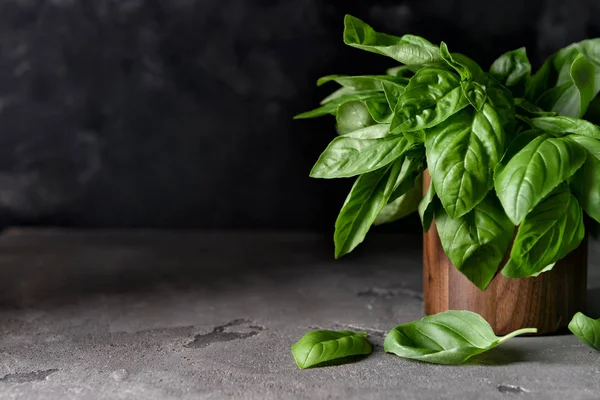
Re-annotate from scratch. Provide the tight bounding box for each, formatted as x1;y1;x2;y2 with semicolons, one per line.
343;15;442;65
375;175;423;225
529;116;600;139
384;310;536;365
291;330;372;369
336;101;377;134
391;68;470;133
569;313;600;351
310;134;410;178
568;135;600;222
537;54;596;118
317;75;406;92
489;47;531;97
426;105;505;219
334;159;404;257
502;184;584;278
435;195;513;290
494;134;586;225
295;91;380;119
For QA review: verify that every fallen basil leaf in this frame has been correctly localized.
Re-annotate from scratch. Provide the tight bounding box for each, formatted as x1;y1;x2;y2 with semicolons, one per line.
569;312;600;350
384;310;537;365
502;184;584;278
292;330;372;369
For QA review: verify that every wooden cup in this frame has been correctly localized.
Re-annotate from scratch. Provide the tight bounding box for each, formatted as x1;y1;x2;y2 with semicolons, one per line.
422;172;588;335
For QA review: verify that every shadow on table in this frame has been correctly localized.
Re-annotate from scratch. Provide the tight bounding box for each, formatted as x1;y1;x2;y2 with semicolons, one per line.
0;230;421;309
467;345;531;366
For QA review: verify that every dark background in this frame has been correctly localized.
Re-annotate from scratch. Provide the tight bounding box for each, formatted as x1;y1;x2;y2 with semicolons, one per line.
0;0;598;231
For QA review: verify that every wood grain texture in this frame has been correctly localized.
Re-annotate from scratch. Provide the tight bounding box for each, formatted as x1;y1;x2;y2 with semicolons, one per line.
422;171;588;335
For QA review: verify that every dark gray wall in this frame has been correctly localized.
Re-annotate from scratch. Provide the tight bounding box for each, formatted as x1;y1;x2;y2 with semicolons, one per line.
0;0;598;229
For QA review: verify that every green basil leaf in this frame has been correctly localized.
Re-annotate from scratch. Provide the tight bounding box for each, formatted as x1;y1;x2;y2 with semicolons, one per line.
489;47;531;97
439;45;490;111
391;68;470;133
375;175;423;225
320;88;381;105
440;42;472;81
310;134;410;179
382;80;405;111
502;184;584;278
569;312;600;350
336;100;377;134
317;74;406;92
419;179;437;232
334;159;404;257
552;40;600;91
435;194;513;290
291;330;372;369
365;97;393;123
462;80;488;111
568;135;600;222
426;105;505;218
494;134;586;225
342;124;391;139
486;76;517;134
343;15;442;65
384;310;536;365
514;98;557;117
526;58;553;103
295;91;380;120
387;65;415;78
530;116;600;139
538;54;596;118
388;153;425;202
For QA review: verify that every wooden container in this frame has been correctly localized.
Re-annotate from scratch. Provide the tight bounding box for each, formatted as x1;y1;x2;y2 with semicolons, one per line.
422;172;588;335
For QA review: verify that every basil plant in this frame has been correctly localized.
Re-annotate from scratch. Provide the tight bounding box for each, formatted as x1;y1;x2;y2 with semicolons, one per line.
296;15;600;290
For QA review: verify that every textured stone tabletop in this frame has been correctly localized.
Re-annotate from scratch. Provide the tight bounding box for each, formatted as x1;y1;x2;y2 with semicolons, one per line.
0;229;599;399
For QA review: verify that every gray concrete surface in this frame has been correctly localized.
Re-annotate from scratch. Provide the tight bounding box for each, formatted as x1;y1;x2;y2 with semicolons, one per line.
0;229;599;400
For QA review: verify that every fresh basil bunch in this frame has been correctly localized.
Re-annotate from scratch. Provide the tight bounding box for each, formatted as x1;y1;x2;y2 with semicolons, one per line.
296;15;600;290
